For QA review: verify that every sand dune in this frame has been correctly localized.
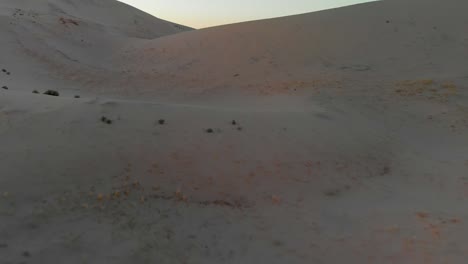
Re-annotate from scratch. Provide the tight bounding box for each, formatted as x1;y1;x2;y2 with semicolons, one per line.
1;0;468;263
2;0;467;98
116;0;468;97
0;0;191;94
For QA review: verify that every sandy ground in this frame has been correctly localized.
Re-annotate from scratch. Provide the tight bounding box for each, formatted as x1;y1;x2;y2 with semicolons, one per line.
1;0;468;263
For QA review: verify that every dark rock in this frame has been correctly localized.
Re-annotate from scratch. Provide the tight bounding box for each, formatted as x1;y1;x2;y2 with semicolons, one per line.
74;95;80;98
158;119;165;125
206;128;214;133
231;120;237;125
1;86;8;90
32;90;39;94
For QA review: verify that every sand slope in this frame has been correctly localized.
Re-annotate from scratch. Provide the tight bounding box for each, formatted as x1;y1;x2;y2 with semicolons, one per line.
1;0;468;263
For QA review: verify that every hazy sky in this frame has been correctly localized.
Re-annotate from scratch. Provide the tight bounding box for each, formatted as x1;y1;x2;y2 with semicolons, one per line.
118;0;375;29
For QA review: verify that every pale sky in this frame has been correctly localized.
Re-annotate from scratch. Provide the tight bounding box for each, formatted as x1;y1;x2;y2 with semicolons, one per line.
118;0;376;29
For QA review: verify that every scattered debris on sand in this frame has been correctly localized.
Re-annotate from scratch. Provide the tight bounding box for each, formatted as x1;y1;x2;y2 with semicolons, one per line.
59;17;79;26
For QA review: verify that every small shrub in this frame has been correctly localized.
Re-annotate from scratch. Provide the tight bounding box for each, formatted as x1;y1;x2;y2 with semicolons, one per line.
44;90;59;96
324;189;341;197
206;128;214;133
74;95;80;98
381;166;391;175
231;120;237;125
101;116;113;124
158;119;165;125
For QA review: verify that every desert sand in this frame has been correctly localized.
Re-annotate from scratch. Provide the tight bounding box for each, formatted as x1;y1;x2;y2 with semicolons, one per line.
1;0;468;263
